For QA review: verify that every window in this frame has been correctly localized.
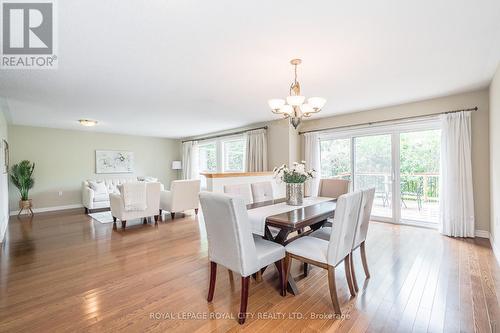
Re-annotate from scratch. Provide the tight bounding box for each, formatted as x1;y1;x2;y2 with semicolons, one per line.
198;136;246;173
320;138;351;179
222;138;245;172
198;142;217;172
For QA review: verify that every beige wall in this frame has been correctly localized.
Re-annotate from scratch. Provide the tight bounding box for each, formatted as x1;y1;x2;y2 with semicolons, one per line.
0;105;8;241
300;89;491;233
490;65;500;253
7;125;181;211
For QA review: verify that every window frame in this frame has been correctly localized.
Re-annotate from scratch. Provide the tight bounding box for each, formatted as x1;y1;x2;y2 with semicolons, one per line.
197;135;246;173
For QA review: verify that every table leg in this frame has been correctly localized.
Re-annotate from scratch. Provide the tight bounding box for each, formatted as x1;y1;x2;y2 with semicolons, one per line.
310;219;327;231
287;274;300;295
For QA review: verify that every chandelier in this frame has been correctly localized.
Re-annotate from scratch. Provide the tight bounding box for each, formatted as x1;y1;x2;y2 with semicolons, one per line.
268;59;326;129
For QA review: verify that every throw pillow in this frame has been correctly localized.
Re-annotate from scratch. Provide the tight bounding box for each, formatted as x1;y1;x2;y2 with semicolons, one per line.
88;180;108;195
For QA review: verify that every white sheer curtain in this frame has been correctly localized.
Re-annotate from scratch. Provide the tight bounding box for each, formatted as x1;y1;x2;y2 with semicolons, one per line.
245;129;268;172
182;141;199;179
304;132;321;196
440;111;475;237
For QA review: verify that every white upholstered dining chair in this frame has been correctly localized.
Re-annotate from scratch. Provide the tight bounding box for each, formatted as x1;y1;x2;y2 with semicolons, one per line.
318;178;350;198
251;181;274;203
284;191;362;315
199;192;286;324
310;187;375;292
224;183;253;204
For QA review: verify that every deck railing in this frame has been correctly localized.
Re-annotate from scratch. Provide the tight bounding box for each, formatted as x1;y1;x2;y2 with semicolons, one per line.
333;172;439;202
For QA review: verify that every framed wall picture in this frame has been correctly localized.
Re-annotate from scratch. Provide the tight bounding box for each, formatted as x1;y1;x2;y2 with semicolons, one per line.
95;150;134;174
2;139;8;174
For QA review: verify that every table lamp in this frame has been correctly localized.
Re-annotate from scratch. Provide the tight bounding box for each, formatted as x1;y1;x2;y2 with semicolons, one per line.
172;160;182;179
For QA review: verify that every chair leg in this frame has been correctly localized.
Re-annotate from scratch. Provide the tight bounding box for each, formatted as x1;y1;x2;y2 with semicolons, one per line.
159;209;162;216
274;260;285;296
350;252;359;292
170;212;175;220
344;254;356;297
303;263;309;277
238;276;250;324
283;253;292;297
360;241;370;278
195;208;199;215
143;217;148;224
121;220;126;229
154;215;159;224
207;261;217;302
113;217;117;222
84;207;89;214
327;266;342;315
227;269;234;282
113;221;117;230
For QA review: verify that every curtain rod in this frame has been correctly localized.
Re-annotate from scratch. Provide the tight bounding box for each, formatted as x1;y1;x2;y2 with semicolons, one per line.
298;107;478;135
181;126;268;143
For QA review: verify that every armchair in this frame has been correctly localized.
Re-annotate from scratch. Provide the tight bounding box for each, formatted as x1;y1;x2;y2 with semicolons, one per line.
160;179;201;219
110;182;161;229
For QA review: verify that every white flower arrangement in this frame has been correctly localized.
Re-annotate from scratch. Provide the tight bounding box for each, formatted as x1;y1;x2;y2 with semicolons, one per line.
273;161;315;184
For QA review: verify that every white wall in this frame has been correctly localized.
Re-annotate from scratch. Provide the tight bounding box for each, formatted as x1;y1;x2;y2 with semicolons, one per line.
7;125;181;212
0;102;9;242
490;64;500;260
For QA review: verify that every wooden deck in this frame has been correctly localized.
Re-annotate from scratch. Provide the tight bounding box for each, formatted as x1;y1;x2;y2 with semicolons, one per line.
0;208;499;332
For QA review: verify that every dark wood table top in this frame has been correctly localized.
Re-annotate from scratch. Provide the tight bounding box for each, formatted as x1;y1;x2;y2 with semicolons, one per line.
247;197;336;231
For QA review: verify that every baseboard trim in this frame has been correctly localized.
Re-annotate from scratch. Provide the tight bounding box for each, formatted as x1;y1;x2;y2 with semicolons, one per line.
491;237;500;267
475;230;490;239
9;204;84;216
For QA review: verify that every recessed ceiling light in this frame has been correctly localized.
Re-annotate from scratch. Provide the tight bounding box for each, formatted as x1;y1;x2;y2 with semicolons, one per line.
79;119;98;127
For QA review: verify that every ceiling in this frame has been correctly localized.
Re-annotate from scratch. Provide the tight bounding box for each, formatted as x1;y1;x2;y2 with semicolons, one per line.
1;0;499;138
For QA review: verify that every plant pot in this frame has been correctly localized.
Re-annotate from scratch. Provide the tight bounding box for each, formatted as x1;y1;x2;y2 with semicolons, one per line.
19;199;32;210
286;183;304;206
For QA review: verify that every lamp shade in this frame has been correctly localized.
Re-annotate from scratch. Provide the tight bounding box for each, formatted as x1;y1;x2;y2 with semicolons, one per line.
268;99;285;110
171;160;182;170
300;103;313;114
286;95;305;106
279;104;293;115
308;97;326;110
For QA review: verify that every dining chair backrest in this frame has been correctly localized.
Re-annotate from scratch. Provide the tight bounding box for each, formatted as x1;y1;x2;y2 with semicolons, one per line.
326;191;362;267
251;181;274;203
353;188;376;249
318;178;350;199
224;183;253;205
199;192;259;277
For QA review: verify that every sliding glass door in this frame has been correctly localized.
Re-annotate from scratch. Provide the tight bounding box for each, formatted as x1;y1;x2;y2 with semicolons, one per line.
354;134;393;220
319;120;440;226
399;129;440;224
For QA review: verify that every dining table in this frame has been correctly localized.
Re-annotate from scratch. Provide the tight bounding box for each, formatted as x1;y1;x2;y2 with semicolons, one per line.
246;197;337;295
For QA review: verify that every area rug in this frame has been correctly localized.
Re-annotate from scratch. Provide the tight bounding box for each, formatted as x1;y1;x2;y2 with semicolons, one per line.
88;211;114;224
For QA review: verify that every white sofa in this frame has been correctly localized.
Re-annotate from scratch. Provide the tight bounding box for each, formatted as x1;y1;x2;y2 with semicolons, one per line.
110;182;161;229
160;179;201;219
82;177;163;213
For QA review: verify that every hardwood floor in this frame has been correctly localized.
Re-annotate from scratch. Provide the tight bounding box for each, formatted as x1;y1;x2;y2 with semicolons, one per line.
1;209;499;332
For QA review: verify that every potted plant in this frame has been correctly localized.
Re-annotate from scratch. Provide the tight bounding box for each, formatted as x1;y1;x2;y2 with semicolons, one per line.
273;161;315;205
10;160;35;215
